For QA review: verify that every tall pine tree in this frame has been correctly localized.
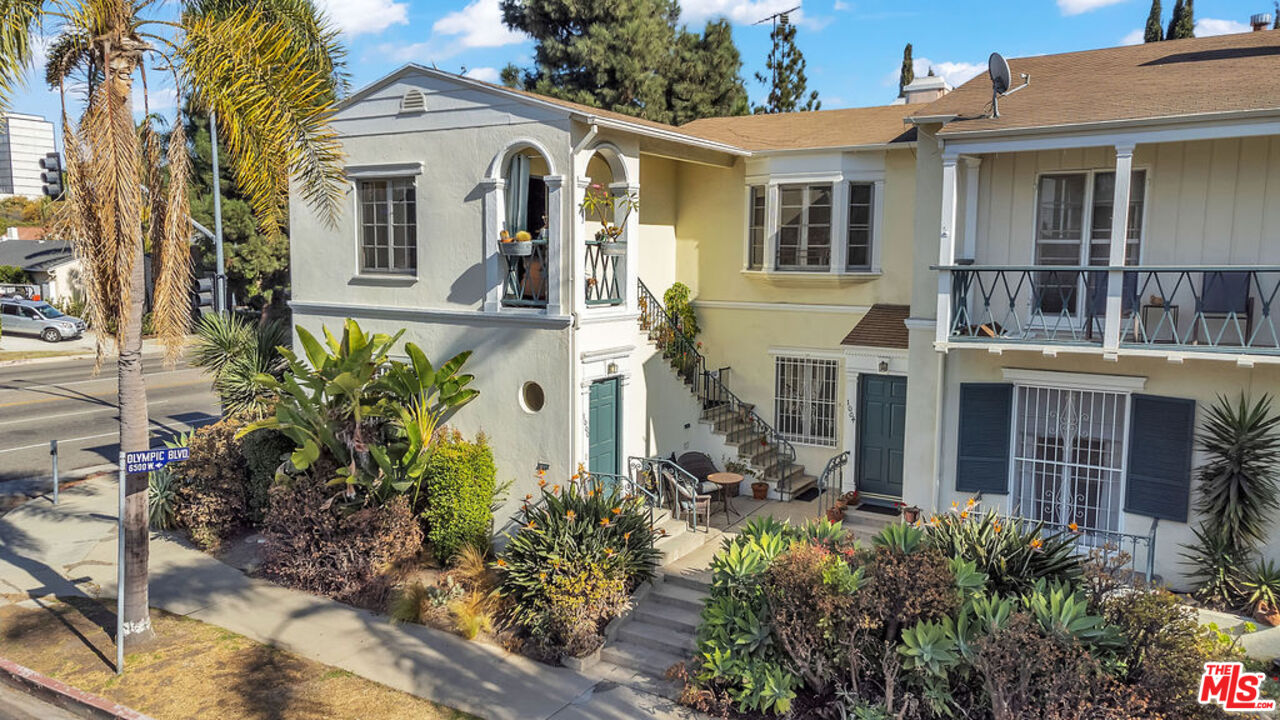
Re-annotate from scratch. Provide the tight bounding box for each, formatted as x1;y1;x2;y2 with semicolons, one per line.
1167;0;1195;39
898;43;914;96
753;15;820;114
500;0;747;123
1144;0;1164;42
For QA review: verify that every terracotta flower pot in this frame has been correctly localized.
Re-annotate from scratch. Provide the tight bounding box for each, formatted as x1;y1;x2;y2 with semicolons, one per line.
751;482;769;500
1255;602;1280;627
826;505;846;523
901;506;921;524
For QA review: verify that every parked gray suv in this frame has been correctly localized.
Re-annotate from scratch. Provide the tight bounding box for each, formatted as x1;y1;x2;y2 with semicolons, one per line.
0;298;87;342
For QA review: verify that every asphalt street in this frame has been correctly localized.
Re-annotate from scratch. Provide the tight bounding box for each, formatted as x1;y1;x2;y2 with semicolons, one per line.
0;682;80;720
0;354;220;486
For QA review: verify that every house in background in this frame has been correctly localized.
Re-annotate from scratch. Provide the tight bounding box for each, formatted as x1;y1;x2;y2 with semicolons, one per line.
0;230;82;303
288;67;921;521
0;113;56;200
904;29;1280;586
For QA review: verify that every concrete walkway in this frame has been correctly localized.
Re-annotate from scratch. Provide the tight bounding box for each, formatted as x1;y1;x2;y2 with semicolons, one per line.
0;477;700;720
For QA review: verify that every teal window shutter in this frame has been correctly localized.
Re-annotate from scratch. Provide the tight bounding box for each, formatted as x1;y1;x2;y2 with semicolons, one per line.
1125;394;1195;522
956;383;1013;494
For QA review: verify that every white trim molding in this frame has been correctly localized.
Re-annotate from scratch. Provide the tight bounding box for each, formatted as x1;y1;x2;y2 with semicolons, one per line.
768;346;846;361
345;161;423;179
290;300;573;329
696;299;870;315
1001;368;1147;393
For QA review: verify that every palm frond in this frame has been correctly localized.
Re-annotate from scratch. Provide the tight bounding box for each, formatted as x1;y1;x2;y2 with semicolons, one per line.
177;6;345;238
0;0;45;108
43;30;93;90
153;114;193;364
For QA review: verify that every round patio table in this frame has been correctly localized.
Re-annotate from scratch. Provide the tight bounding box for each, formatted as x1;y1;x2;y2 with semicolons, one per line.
707;472;744;519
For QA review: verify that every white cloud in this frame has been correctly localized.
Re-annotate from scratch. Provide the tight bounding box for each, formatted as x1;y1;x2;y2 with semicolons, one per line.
316;0;408;37
1120;28;1145;45
884;57;985;90
680;0;827;29
464;66;501;84
833;0;850;9
1057;0;1126;15
1196;17;1251;36
433;0;525;50
134;87;178;115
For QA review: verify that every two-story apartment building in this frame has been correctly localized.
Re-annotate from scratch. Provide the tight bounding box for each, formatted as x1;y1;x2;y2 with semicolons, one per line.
289;67;921;521
903;30;1280;585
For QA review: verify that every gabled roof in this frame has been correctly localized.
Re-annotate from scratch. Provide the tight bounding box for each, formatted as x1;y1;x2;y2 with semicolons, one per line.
341;64;916;155
679;105;917;151
841;304;910;350
914;31;1280;137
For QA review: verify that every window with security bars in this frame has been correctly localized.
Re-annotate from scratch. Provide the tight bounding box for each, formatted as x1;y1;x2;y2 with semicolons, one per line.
359;178;417;274
774;356;839;446
747;185;765;270
1010;385;1127;537
777;184;832;269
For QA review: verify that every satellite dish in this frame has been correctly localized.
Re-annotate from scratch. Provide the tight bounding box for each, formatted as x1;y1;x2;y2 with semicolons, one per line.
988;53;1011;95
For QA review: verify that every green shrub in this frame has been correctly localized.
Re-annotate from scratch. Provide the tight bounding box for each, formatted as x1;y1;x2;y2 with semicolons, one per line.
172;418;250;550
260;473;423;606
498;474;659;659
923;506;1082;596
422;431;496;561
148;465;179;531
240;427;292;525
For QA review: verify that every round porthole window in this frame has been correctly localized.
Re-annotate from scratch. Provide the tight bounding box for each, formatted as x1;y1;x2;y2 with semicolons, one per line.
520;381;545;413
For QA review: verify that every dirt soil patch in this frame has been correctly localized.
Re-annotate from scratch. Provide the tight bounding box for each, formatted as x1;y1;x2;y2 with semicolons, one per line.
0;597;476;720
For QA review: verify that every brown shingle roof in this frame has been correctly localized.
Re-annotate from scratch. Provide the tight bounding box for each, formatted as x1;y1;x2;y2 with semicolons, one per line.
914;31;1280;136
679;105;917;150
841;304;910;349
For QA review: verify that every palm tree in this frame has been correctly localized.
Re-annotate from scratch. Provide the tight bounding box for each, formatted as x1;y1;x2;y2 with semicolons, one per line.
0;0;346;648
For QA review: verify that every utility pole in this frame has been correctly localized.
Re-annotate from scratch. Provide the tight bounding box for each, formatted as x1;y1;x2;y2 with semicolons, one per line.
208;110;227;314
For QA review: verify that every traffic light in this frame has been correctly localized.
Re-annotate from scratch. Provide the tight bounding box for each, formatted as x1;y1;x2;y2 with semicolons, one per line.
193;276;215;316
39;153;62;198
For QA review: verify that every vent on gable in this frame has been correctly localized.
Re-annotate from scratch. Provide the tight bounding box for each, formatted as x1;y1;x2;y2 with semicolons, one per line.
400;89;426;114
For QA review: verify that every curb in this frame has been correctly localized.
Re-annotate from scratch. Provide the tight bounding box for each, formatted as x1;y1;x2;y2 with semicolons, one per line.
0;657;155;720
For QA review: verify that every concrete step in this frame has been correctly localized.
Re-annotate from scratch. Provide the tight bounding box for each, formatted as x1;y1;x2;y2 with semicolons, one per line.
632;603;702;635
780;473;817;500
649;582;708;614
655;525;710;566
662;571;713;594
600;640;685;680
618;620;697;656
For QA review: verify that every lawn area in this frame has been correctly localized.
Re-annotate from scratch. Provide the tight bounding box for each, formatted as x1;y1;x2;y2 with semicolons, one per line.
0;597;477;720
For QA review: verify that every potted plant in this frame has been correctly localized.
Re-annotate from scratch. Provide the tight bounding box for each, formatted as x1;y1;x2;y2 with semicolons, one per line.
841;490;860;509
898;503;921;524
499;229;533;256
723;458;753;498
581;183;637;256
751;479;769;501
825;499;847;523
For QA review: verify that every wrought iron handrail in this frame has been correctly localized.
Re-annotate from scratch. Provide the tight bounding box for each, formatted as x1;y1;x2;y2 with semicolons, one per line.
584;239;624;306
815;450;850;516
502;238;549;307
629;455;707;531
637;279;797;493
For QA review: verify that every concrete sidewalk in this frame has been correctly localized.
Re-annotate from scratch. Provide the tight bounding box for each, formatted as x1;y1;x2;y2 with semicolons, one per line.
0;478;700;720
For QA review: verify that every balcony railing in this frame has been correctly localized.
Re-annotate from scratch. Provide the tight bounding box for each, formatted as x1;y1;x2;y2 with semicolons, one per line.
584;239;624;306
940;265;1280;355
502;238;549;308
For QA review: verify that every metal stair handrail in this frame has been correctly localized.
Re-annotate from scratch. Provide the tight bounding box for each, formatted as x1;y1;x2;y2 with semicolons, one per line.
816;450;851;516
629;455;706;532
637;279;797;491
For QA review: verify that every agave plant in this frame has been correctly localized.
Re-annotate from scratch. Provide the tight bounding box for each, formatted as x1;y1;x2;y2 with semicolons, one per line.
1239;559;1280;615
1194;394;1280;552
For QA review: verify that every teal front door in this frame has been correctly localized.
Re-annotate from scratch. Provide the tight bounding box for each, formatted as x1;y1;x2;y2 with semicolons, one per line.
857;374;906;500
588;378;621;476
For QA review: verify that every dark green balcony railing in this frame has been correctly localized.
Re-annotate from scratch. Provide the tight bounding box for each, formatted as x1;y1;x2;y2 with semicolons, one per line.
584;240;624;306
502;238;549;308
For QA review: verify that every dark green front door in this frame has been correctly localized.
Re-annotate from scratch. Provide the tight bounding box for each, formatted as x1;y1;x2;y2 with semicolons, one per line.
857;374;906;499
588;378;620;475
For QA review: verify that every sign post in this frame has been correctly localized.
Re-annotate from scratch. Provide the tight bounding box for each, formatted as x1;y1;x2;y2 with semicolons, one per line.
117;445;190;674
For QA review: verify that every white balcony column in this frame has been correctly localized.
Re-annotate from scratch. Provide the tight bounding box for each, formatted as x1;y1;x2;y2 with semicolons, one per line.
961;157;981;262
544;174;565;315
831;179;850;274
610;180;640;311
481;177;505;312
935;153;960;345
1103;143;1136;352
572;176;591;316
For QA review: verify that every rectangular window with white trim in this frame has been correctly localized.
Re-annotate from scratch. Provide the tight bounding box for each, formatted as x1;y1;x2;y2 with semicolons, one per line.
358;178;417;274
1010;385;1127;536
847;181;874;270
777;184;832;270
774;356;839;446
747;185;765;270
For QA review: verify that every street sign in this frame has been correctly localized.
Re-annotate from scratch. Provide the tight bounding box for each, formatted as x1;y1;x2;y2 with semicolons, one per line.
123;447;190;474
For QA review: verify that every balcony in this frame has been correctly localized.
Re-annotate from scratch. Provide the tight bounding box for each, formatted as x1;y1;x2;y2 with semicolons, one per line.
501;238;549;308
939;265;1280;357
584;239;624;306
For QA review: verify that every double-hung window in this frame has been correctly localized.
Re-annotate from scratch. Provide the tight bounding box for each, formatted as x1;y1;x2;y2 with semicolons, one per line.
1033;170;1145;316
847;182;875;270
777;184;832;270
747;185;766;270
358;178;417;274
774;356;839;446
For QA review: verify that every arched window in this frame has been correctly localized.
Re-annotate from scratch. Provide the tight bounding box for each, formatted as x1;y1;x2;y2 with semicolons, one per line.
484;141;563;314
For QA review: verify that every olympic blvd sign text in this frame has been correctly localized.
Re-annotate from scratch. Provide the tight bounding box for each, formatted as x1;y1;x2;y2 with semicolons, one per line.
1199;662;1277;712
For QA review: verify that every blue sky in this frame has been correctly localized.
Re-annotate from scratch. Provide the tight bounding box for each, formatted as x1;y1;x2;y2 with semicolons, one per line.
6;0;1274;136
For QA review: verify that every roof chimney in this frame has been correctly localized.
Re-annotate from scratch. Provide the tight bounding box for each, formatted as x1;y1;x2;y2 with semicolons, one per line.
900;75;950;105
1251;12;1272;31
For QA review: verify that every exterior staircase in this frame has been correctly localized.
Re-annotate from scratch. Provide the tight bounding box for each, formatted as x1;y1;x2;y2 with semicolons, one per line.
637;279;816;500
601;572;709;687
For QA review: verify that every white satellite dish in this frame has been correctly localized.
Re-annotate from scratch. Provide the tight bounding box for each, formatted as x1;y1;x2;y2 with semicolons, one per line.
988;51;1029;119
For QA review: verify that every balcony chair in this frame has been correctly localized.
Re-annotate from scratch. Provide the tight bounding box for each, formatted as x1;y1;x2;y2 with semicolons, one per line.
1195;271;1254;346
1085;271;1139;341
662;468;711;529
671;452;724;494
